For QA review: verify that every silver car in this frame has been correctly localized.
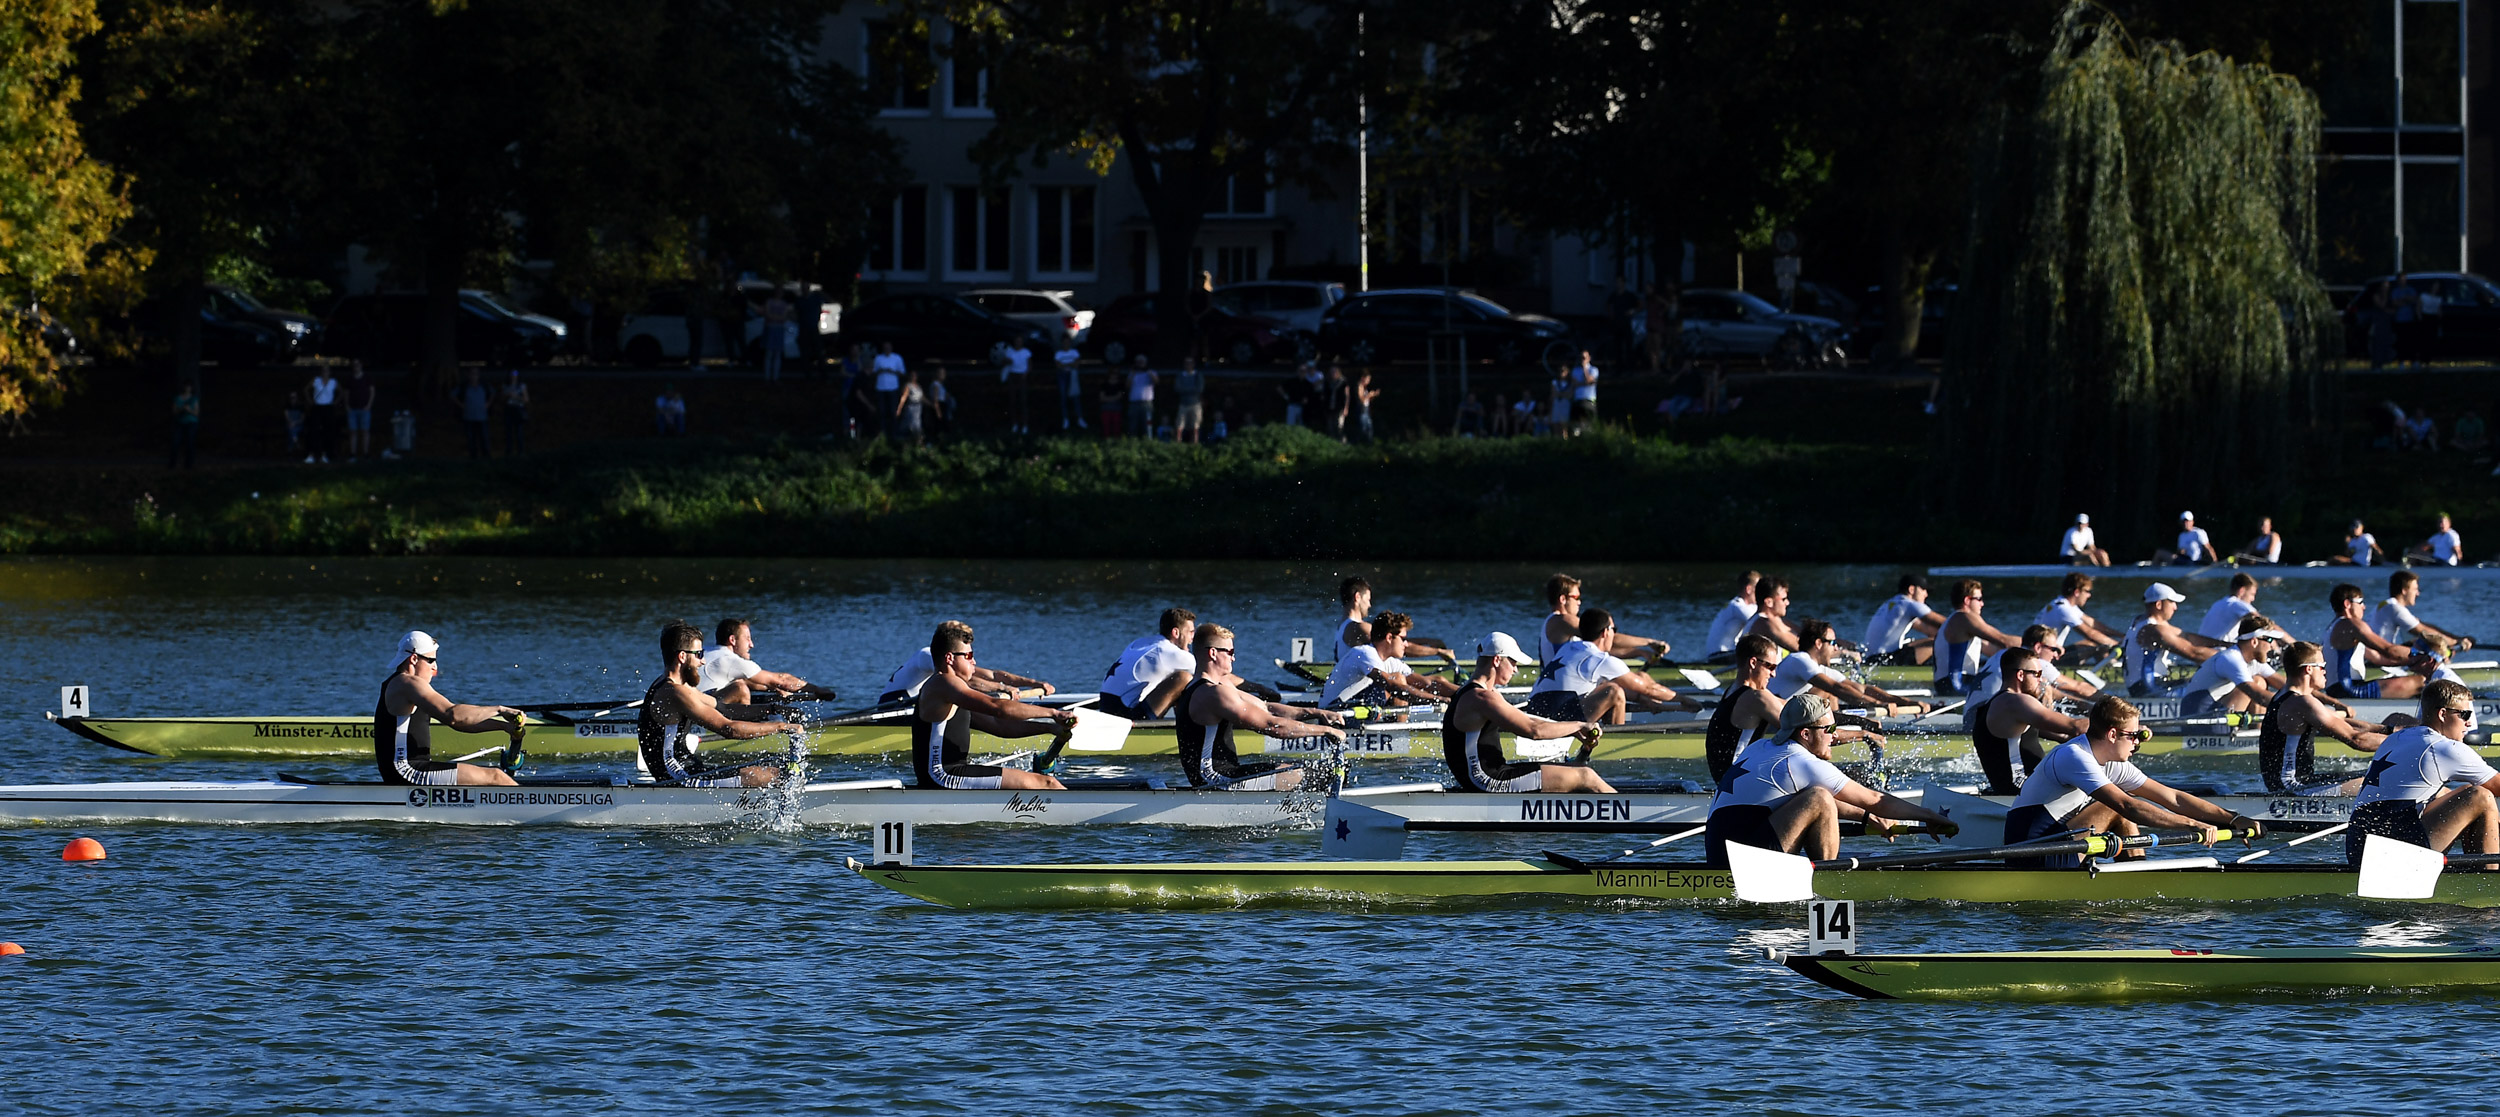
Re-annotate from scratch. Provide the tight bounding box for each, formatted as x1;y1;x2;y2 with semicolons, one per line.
1679;288;1848;368
963;289;1094;346
1213;280;1345;336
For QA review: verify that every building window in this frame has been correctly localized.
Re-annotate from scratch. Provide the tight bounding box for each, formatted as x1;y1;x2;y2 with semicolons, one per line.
1033;185;1097;277
1205;166;1272;216
946;26;991;116
1189;245;1260;285
947;186;1011;277
865;187;928;278
866;22;931;114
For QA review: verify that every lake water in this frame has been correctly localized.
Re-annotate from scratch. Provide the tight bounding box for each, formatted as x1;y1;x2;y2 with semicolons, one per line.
6;557;2500;1114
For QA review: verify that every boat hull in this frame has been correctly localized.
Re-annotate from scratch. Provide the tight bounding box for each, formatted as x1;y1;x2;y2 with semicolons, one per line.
1783;947;2500;1001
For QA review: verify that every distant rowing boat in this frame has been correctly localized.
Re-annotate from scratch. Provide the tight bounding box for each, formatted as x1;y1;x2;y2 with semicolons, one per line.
1931;561;2500;582
1778;947;2500;1001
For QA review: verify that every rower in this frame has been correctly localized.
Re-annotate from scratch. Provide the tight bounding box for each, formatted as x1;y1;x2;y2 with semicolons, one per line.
2155;510;2216;565
1524;608;1689;723
2231;516;2282;564
1099;608;1197;719
1969;625;2096;711
2004;696;2253;867
2326;582;2436;701
2261;641;2404;796
641;622;801;787
2124;582;2221;697
1701;693;1955;867
2034;572;2119;649
1969;647;2087;795
2404;512;2464;567
1933;578;2019;696
1705;635;1783;784
1442;631;1616;793
1331;577;1452;661
2345;679;2500;866
1769;618;1932;716
1862;573;1941;666
2330;519;2385;566
913;620;1073;790
878;645;1053;705
2178;616;2288;717
2195;573;2260;641
1323;611;1462;709
375;630;523;787
2060;512;2110;566
1741;575;1812;654
1539;573;1671;665
1704;570;1763;663
1175;624;1341;791
2375;570;2476;656
699;618;837;704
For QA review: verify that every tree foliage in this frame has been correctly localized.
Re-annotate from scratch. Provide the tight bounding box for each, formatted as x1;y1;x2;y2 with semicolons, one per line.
0;0;130;416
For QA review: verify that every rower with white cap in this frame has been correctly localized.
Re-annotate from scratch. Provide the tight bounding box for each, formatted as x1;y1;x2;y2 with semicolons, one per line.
1701;693;1956;867
2329;519;2385;566
2178;615;2290;716
2124;582;2221;698
1440;631;1615;794
2155;510;2216;565
374;630;524;787
2059;513;2109;566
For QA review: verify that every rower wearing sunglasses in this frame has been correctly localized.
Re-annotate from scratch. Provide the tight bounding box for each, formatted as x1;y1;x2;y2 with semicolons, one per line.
375;630;524;787
1933;578;2020;696
912;620;1074;791
1174;623;1342;791
1441;632;1615;794
2178;616;2289;717
1967;647;2086;796
2346;680;2500;866
1766;618;1931;717
2261;641;2407;797
1702;693;1956;867
2004;696;2256;867
639;622;801;788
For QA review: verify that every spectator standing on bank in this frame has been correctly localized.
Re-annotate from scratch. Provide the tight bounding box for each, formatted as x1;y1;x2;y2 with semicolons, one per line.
303;366;340;463
1096;365;1124;436
655;384;687;435
1321;364;1351;441
1173;357;1206;444
1003;336;1033;434
1209;396;1233;444
895;368;927;446
1569;350;1601;435
927;368;953;442
1054;341;1086;431
1278;361;1315;428
872;342;904;439
343;361;376;460
455;368;491;459
843;358;878;440
283;390;305;458
2390;274;2422;365
1350;370;1379;444
760;288;793;382
1126;354;1157;437
2364;281;2397;368
1456;391;1485;437
501;369;531;456
170;380;199;469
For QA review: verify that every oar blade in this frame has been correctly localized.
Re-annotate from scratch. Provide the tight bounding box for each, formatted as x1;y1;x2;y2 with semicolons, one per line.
1063;708;1131;752
1921;786;2008;849
2357;833;2448;899
1320;797;1409;860
1725;841;1815;903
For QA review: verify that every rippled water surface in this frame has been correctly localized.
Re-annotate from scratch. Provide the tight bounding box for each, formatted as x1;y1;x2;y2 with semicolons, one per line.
8;557;2500;1115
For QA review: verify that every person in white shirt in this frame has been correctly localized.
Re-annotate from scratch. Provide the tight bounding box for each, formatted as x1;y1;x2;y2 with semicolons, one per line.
872;342;905;437
2059;513;2109;566
2003;696;2251;867
2330;519;2385;566
1002;338;1034;434
2179;617;2288;716
1966;624;2097;708
2155;510;2217;565
2405;512;2465;566
1704;571;1762;662
2374;569;2476;655
2231;516;2283;564
1101;608;1200;718
2326;582;2437;701
1701;693;1955;867
879;646;1053;704
1053;343;1086;430
2123;583;2221;697
1323;611;1463;710
1124;353;1157;438
1524;608;1691;722
2033;571;2119;649
2195;573;2261;642
1768;619;1931;715
2346;680;2500;865
698;619;837;704
1567;350;1600;435
1861;573;1941;665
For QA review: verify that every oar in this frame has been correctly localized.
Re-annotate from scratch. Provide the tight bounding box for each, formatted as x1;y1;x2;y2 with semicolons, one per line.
507;699;637;713
2233;821;2348;863
1543;825;1706;870
810;698;918;728
2356;833;2500;898
1726;828;2257;902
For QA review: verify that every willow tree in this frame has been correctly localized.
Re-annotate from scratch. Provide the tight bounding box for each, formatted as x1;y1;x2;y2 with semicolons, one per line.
0;0;129;418
1940;5;2334;540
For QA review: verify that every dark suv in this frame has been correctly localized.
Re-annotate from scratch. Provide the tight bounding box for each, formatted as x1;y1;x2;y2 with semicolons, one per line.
323;293;558;366
1317;288;1568;365
838;294;1048;364
2342;273;2500;359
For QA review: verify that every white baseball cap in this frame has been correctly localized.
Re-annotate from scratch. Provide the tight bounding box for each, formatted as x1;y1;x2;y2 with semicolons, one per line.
2075;513;2090;524
2143;583;2187;604
391;630;440;669
2250;627;2293;644
2179;510;2195;521
1477;631;1534;665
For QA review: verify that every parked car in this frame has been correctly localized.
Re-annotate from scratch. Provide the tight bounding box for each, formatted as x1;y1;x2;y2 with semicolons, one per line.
962;289;1094;347
837;293;1047;365
1213;280;1345;336
1088;293;1307;366
208;286;322;353
1316;287;1567;365
322;293;559;367
132;294;297;366
1852;283;1953;360
2342;272;2500;359
463;289;567;347
615;281;840;366
1679;288;1848;368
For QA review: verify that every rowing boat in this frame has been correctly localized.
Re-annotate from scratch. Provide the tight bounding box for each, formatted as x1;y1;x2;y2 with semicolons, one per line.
846;858;2500;909
1778;947;2500;1001
1931;561;2500;582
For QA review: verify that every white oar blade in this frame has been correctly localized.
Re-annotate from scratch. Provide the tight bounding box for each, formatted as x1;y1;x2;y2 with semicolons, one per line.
1678;668;1721;691
1063;708;1130;752
1920;785;2007;849
1320;797;1409;860
2357;833;2448;899
1725;841;1815;903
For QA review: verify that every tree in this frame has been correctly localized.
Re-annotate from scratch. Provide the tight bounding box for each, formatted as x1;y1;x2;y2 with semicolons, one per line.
0;0;131;418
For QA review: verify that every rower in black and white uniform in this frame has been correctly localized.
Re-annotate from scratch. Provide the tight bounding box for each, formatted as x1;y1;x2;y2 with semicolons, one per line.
1932;578;2018;696
2325;582;2434;701
374;630;522;787
1098;608;1198;719
912;620;1073;790
1967;647;2086;795
1525;608;1690;722
2261;641;2403;797
878;646;1053;705
1174;623;1341;790
2002;696;2249;868
1330;577;1452;662
1861;573;1941;666
1701;694;1954;867
1768;618;1931;716
2122;583;2218;697
1706;635;1783;784
1538;573;1670;667
2346;680;2500;865
2178;616;2288;716
1323;611;1462;710
1441;632;1614;793
638;622;800;787
1703;571;1762;663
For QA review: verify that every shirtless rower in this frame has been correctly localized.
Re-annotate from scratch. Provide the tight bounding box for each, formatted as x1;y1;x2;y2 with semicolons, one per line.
2060;513;2110;566
1524;608;1691;723
699;618;837;704
1538;573;1670;666
912;620;1074;791
2326;582;2436;701
1442;631;1616;793
2179;615;2288;717
1330;577;1452;661
1701;694;1956;867
2155;511;2217;565
2123;583;2220;697
1768;618;1932;717
1741;575;1811;654
1323;611;1463;709
1704;571;1762;663
2195;573;2260;641
2405;513;2464;567
1862;574;1942;666
2034;572;2119;649
1967;647;2087;795
2003;696;2253;867
1705;635;1784;784
375;630;522;787
641;622;801;788
878;643;1052;704
1933;578;2021;696
2345;680;2500;865
1175;623;1342;791
2260;641;2405;796
1100;608;1198;719
2231;517;2283;564
2376;570;2476;655
2330;519;2386;566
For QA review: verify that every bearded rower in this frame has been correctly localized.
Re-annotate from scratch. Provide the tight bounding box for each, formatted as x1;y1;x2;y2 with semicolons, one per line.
1442;632;1615;793
1968;647;2088;795
2124;583;2221;697
913;621;1074;790
1702;694;1956;867
2195;573;2261;641
1704;571;1762;663
2005;697;2255;868
2346;680;2500;866
1861;573;1941;666
2033;572;2119;649
1933;578;2020;696
2179;616;2288;717
1175;624;1340;791
2327;582;2436;701
2376;570;2476;656
1525;608;1690;722
2261;641;2404;796
1706;635;1784;784
641;622;801;787
1324;611;1462;709
1100;608;1198;719
1538;573;1670;665
1769;618;1931;716
375;630;523;787
1331;577;1452;661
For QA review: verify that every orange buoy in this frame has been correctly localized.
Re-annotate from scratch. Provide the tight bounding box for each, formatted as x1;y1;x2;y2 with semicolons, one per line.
0;943;21;956
61;838;105;862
